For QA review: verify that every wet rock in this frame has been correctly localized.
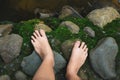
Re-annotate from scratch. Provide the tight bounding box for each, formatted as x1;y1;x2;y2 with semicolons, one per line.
61;39;81;60
87;7;120;28
21;51;66;76
59;21;80;34
0;34;23;63
59;5;83;19
15;71;27;80
84;27;95;37
0;24;13;37
89;37;118;79
0;75;10;80
34;22;52;32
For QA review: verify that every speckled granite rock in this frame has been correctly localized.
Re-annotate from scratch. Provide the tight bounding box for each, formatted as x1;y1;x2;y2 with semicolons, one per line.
87;7;120;28
0;34;23;63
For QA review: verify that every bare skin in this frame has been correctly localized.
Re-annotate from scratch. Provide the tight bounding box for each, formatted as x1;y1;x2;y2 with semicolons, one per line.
66;41;88;80
31;29;55;80
31;29;88;80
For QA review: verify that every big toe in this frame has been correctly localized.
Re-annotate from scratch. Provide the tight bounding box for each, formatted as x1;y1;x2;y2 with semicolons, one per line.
40;29;47;38
74;41;80;48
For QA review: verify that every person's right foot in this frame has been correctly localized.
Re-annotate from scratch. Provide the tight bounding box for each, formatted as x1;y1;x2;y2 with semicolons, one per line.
66;41;88;74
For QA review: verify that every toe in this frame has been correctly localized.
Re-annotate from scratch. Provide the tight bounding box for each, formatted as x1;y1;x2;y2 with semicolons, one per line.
80;42;85;49
31;39;35;46
35;30;40;37
33;32;38;38
85;48;88;55
83;45;87;50
40;29;47;38
31;36;36;41
74;41;80;48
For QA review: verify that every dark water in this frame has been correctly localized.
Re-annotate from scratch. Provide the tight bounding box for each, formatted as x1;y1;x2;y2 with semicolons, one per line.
0;0;120;22
0;0;106;22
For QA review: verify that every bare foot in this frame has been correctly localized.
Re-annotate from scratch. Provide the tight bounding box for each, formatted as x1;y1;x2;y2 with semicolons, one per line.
31;29;54;66
66;41;88;75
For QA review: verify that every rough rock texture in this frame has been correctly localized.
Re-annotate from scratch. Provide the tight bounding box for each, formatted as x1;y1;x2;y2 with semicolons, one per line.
21;51;66;76
0;24;13;37
59;21;80;34
0;34;23;63
84;27;95;37
35;22;52;32
87;7;120;28
15;71;27;80
89;37;118;79
0;75;10;80
61;39;81;60
59;5;83;19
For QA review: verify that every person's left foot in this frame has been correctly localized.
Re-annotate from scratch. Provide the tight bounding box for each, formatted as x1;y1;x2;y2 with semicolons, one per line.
31;29;54;66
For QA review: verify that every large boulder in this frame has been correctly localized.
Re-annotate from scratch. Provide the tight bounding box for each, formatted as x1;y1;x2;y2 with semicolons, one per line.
0;24;13;37
89;37;118;79
21;51;66;76
59;21;80;34
0;34;23;63
87;7;120;28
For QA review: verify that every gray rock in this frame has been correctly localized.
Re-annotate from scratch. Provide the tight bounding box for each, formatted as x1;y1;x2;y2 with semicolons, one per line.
0;34;23;63
84;27;95;37
59;21;80;34
61;39;81;60
15;71;27;80
87;7;120;28
21;51;66;76
89;37;118;79
0;75;10;80
59;5;83;19
34;22;52;32
0;24;13;37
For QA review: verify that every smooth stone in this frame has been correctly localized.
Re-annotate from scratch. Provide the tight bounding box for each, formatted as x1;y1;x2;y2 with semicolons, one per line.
0;24;13;37
59;21;80;34
21;51;66;76
15;71;27;80
84;27;95;37
0;34;23;63
59;5;83;19
61;39;81;60
87;7;120;28
34;21;52;32
89;37;118;79
0;75;10;80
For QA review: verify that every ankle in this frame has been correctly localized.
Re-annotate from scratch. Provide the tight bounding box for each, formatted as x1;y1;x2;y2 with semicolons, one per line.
43;56;54;67
66;71;77;80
